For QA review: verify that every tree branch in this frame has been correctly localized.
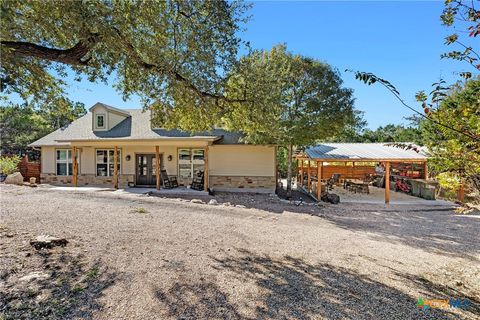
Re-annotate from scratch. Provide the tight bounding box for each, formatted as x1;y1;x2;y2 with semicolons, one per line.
1;34;99;66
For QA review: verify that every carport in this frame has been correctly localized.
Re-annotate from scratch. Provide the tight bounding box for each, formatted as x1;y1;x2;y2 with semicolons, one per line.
295;143;429;204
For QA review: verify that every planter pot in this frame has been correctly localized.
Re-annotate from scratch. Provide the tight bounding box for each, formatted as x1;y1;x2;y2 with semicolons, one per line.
0;174;6;182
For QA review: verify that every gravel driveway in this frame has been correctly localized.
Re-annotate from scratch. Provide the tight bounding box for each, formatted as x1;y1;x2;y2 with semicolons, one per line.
1;184;479;319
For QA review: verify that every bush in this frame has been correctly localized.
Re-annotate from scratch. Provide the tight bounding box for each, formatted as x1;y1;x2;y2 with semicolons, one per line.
0;156;21;175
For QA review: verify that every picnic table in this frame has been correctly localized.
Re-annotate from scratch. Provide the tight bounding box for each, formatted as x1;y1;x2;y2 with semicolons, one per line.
343;179;370;194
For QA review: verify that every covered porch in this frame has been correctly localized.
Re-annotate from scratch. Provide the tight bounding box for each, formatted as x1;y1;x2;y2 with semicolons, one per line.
65;139;213;192
295;143;431;204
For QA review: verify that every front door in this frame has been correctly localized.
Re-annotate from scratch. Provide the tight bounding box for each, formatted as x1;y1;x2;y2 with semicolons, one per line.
136;154;163;186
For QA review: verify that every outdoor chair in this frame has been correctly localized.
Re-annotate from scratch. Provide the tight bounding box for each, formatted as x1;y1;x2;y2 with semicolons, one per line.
160;169;178;189
190;171;204;191
326;173;341;191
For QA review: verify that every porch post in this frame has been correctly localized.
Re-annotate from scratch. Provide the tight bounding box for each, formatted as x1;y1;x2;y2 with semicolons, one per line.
156;146;160;190
423;161;428;180
113;146;118;189
72;146;78;187
384;161;390;204
204;146;209;192
307;160;311;193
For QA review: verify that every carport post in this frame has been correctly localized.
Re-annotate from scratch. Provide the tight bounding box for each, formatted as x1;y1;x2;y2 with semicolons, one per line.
384;161;390;204
307;160;311;193
423;161;428;180
317;161;322;201
155;146;160;190
204;146;209;192
300;160;304;186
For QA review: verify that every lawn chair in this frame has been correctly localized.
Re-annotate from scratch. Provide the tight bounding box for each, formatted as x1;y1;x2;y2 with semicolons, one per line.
326;173;341;191
160;169;178;189
190;171;204;191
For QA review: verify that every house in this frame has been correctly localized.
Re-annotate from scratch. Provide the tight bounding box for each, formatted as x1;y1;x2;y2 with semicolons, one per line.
30;103;277;192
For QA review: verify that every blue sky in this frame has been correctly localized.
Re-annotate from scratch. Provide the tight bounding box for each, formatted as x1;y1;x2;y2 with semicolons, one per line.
18;1;471;129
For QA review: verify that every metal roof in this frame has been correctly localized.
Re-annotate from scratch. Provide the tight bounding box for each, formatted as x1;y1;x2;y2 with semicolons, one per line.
304;143;427;161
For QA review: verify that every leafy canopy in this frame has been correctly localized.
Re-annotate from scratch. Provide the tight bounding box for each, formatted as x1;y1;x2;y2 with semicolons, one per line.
224;45;357;147
1;0;249;129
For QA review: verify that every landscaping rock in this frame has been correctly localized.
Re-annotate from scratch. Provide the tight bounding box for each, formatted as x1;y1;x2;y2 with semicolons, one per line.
30;235;68;250
208;199;218;205
235;205;246;208
4;172;24;185
19;271;49;282
190;199;203;204
222;202;232;206
321;193;340;204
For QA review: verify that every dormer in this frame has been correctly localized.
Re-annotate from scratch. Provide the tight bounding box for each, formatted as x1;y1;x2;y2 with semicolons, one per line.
89;103;130;131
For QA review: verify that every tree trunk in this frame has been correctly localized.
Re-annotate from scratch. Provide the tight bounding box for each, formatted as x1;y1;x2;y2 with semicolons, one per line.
286;143;293;198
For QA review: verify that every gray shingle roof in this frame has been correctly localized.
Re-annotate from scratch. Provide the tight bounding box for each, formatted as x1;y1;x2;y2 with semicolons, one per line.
305;143;427;160
30;109;244;146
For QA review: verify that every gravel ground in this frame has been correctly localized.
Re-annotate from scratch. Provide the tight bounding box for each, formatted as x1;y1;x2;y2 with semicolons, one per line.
0;184;479;320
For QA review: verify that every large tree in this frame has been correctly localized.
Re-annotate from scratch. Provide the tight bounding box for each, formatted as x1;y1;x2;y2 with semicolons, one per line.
1;0;249;129
225;45;357;195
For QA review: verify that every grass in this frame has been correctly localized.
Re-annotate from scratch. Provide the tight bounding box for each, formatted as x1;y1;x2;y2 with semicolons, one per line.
86;267;99;280
135;207;148;214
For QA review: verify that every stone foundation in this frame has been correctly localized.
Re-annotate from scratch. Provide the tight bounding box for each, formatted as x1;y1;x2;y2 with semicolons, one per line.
209;175;275;190
41;173;134;188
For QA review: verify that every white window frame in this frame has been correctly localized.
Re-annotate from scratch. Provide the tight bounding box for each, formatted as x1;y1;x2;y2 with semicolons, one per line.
95;113;106;130
95;149;121;177
178;148;205;179
56;149;80;176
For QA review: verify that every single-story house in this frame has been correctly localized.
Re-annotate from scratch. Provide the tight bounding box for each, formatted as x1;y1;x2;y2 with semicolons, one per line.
30;103;277;192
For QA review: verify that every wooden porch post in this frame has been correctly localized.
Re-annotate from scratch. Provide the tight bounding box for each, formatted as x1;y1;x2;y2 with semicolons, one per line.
155;146;160;190
204;146;209;192
423;161;428;180
72;146;78;187
385;161;390;204
113;146;118;189
352;161;355;180
307;160;311;193
317;161;322;200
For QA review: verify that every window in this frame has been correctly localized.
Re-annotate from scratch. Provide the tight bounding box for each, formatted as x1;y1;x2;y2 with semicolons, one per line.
96;114;105;129
96;149;121;176
178;148;204;179
56;149;79;176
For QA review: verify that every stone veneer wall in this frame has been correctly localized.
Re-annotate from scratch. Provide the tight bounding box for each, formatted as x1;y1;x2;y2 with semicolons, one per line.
209;175;275;190
41;173;134;188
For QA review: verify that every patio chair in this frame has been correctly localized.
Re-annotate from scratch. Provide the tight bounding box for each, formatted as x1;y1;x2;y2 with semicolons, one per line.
190;171;204;191
160;169;178;189
326;173;341;191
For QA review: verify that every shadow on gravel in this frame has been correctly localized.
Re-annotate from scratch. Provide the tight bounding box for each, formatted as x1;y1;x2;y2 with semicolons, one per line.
153;249;467;319
317;205;480;260
0;244;117;320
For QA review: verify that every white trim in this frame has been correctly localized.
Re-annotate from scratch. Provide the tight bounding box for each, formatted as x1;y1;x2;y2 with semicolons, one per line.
95;148;122;177
95;113;106;130
55;148;80;176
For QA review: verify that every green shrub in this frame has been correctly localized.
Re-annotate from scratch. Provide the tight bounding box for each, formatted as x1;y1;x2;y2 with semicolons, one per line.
0;156;21;175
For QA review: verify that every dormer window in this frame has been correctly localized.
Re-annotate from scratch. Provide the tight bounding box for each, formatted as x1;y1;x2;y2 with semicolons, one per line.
95;114;105;129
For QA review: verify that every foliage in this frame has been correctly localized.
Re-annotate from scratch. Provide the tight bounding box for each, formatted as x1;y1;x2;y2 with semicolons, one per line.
225;45;358;192
440;0;480;78
330;123;423;144
1;0;250;129
420;79;480;193
0;101;86;154
0;155;21;175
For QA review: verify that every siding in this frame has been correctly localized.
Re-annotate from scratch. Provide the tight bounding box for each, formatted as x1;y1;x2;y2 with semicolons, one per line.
209;145;275;177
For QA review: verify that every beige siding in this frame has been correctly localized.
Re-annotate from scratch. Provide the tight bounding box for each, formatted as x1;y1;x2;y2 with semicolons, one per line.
41;146;56;174
209;145;275;176
91;105;128;131
40;143;276;184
